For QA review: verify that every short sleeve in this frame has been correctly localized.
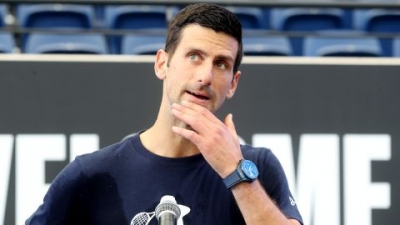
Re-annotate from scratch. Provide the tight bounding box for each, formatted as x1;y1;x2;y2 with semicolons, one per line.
25;159;91;225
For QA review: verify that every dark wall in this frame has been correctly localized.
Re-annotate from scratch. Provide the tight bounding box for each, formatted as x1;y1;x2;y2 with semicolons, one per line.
1;57;399;225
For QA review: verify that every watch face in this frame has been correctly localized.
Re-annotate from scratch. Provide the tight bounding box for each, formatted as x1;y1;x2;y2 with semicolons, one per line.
241;160;259;179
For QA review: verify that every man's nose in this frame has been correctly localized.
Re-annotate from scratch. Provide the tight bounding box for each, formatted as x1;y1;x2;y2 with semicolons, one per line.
196;63;213;85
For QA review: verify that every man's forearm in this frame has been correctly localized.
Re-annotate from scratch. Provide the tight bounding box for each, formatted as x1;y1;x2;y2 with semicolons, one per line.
231;180;300;225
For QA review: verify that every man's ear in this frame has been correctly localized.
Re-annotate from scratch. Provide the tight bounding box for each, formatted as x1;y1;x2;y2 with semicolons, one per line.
154;49;168;80
226;71;241;99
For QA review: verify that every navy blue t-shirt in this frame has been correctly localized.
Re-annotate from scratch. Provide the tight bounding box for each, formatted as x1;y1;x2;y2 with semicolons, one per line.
26;133;303;225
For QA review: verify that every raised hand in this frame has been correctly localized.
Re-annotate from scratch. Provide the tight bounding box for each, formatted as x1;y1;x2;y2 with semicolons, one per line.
171;100;243;178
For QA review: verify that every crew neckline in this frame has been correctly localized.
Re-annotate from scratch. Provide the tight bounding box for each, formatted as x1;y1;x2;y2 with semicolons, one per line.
127;132;206;170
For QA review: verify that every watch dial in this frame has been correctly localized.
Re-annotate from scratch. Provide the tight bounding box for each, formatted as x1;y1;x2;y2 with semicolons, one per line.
242;160;259;179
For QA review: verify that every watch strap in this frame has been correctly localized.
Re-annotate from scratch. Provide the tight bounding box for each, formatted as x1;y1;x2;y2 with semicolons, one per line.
223;169;242;189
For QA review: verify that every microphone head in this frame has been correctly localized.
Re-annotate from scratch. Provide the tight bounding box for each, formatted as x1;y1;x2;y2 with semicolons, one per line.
155;195;181;219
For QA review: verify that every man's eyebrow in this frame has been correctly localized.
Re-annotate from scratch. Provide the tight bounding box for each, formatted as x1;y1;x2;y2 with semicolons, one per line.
190;48;208;57
215;54;234;63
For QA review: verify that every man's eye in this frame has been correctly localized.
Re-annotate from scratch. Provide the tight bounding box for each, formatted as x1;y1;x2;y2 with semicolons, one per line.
189;53;199;61
216;61;227;70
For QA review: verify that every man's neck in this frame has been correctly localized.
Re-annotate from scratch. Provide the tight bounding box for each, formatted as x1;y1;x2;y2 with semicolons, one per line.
140;122;200;158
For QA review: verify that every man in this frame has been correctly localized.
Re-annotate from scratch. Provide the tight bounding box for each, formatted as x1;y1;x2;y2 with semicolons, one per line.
26;3;303;225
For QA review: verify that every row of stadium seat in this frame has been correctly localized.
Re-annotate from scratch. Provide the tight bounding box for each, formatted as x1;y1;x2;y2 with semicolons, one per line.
2;4;399;32
2;31;400;57
1;4;400;56
2;4;400;31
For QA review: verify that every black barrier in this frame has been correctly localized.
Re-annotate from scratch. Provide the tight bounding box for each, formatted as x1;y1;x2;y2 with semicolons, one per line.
0;55;399;225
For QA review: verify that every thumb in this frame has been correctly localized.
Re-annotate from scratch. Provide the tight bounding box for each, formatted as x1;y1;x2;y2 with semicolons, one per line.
224;113;238;138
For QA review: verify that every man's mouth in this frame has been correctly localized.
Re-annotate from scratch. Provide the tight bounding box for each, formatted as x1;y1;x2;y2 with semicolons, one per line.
186;91;210;100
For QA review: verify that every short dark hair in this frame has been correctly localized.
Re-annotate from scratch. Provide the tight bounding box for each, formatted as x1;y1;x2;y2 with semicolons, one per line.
165;3;243;73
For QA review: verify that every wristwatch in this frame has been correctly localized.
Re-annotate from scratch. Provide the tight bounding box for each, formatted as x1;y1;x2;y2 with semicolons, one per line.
223;159;259;189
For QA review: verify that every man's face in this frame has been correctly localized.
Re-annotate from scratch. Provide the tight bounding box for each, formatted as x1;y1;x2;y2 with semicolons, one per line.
157;24;241;113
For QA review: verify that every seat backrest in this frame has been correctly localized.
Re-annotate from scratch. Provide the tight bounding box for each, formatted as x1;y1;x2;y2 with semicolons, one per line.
303;35;382;57
104;5;173;54
353;9;400;33
0;4;7;27
393;37;400;57
226;6;269;30
243;34;292;56
0;32;15;53
24;33;108;54
17;4;95;29
104;5;172;30
121;33;166;55
271;7;345;31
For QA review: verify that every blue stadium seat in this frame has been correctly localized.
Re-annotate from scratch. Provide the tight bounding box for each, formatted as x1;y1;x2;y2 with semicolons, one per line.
17;4;97;51
271;7;346;56
17;4;96;29
271;7;345;32
24;33;108;54
104;5;176;54
353;9;400;56
353;9;400;33
393;37;400;57
0;4;7;27
243;34;292;56
104;5;173;30
121;32;166;55
226;6;269;30
0;32;15;53
303;35;382;57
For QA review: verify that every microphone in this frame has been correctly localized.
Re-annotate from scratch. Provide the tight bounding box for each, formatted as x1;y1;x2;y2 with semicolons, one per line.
155;195;181;225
